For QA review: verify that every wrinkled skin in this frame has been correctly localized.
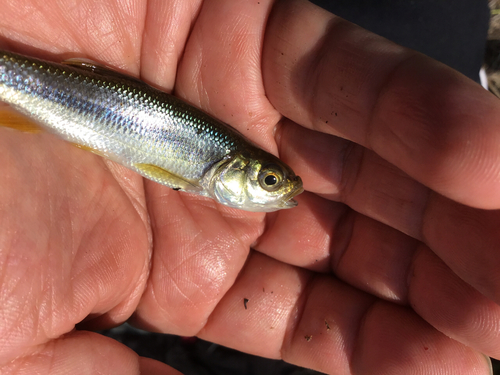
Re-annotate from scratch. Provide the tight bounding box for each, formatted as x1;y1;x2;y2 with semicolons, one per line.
0;1;498;374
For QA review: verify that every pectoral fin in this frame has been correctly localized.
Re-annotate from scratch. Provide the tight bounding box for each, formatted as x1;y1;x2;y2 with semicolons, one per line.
71;143;109;158
0;106;42;133
134;163;201;192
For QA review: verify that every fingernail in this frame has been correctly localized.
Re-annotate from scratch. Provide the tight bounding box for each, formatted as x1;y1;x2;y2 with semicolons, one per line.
483;354;493;375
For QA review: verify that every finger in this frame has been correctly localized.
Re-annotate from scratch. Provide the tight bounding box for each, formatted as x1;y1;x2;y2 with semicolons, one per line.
174;0;282;153
199;252;491;375
139;357;183;375
0;0;146;71
421;197;500;306
255;192;347;273
140;0;201;89
255;194;417;304
409;245;500;359
2;330;180;375
263;0;500;209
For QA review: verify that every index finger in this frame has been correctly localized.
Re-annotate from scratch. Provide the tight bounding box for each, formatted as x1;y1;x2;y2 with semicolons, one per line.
263;0;499;209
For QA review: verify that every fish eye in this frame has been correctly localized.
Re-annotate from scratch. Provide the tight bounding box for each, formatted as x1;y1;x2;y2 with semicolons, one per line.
264;174;278;186
258;165;284;191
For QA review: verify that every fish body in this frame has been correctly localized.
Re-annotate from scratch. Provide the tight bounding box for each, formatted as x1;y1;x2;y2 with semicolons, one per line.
0;50;303;211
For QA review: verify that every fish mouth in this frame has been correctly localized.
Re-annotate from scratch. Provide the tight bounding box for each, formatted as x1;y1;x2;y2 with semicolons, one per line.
282;178;304;208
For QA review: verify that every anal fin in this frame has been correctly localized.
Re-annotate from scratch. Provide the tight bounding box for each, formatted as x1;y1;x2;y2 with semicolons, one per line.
0;106;42;133
134;163;200;192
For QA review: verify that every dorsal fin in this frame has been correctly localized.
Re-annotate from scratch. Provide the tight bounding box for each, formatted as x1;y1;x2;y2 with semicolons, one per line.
62;58;143;84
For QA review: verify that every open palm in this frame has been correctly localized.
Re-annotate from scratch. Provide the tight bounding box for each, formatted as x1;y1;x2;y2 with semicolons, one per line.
0;1;498;374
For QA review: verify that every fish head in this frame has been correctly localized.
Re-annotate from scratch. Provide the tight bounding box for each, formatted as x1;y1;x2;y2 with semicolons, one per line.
209;151;304;212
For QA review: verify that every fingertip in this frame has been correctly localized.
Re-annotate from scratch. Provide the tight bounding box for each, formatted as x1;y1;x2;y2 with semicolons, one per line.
371;54;500;209
139;357;184;375
353;302;492;375
484;354;493;375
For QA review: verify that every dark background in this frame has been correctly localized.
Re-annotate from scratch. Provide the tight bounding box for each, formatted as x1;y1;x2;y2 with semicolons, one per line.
310;0;490;81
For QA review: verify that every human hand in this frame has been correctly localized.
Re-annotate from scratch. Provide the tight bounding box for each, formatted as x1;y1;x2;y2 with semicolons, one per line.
0;0;498;374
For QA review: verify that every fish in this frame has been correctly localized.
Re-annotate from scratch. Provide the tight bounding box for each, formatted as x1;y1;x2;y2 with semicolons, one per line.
0;50;303;212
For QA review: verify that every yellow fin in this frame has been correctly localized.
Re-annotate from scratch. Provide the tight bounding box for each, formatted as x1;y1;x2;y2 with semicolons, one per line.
0;106;42;133
134;163;200;191
71;143;109;158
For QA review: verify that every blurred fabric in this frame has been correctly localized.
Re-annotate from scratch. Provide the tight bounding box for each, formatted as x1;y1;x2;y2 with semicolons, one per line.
310;0;490;82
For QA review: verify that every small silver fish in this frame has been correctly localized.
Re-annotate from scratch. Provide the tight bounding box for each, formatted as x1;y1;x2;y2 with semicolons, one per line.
0;50;303;212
